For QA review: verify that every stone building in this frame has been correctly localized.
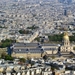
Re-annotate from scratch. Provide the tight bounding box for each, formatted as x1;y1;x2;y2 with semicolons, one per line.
11;43;58;58
60;32;74;57
10;32;75;58
61;32;73;52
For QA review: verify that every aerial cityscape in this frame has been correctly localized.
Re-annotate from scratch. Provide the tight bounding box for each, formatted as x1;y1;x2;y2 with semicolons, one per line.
0;0;75;75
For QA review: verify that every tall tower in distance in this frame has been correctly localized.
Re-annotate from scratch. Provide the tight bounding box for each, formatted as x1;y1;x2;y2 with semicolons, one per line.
64;9;67;16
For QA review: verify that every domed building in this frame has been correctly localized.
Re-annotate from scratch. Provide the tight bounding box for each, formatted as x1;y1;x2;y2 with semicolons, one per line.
63;32;69;41
60;32;74;56
10;31;75;58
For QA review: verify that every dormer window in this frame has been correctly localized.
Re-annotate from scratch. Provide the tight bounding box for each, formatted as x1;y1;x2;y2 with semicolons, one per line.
19;49;21;51
24;43;26;45
26;49;29;52
39;45;41;48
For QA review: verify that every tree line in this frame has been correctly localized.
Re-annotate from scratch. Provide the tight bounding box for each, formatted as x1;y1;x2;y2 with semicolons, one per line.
48;33;75;42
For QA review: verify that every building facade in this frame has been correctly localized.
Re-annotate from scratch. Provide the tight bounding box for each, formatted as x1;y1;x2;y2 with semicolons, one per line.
11;32;75;58
60;32;73;52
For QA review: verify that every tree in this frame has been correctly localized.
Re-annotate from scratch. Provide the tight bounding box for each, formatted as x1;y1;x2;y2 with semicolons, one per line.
27;25;39;30
19;58;26;63
0;39;16;48
34;37;40;42
43;55;48;60
48;33;75;42
69;55;74;58
4;55;14;60
51;56;55;59
48;34;63;42
19;30;32;34
51;67;55;72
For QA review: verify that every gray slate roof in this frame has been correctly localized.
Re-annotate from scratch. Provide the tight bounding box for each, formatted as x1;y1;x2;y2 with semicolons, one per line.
42;44;58;46
44;48;58;51
13;48;44;53
13;43;40;47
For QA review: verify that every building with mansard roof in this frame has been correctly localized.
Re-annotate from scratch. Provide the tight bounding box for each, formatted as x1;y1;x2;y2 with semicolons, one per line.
11;42;58;58
10;32;75;58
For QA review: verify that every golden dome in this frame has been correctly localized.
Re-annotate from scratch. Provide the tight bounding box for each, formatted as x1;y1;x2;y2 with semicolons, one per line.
63;32;69;41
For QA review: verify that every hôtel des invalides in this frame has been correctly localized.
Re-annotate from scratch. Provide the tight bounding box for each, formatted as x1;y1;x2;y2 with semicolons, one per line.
9;32;75;59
